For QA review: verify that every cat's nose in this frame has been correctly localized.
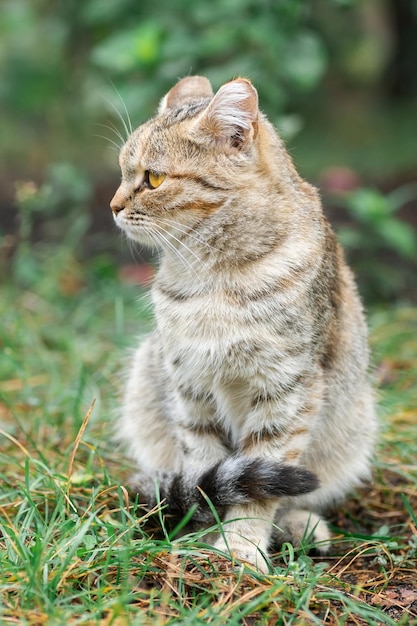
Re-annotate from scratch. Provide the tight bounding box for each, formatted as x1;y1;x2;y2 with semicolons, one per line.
110;189;126;215
110;200;124;215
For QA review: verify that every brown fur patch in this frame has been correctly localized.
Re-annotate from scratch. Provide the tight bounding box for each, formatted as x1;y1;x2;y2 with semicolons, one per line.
291;426;309;437
240;425;289;453
284;449;302;462
179;199;224;214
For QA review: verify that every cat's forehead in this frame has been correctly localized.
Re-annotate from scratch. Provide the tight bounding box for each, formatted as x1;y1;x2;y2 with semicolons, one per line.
118;120;170;177
119;124;152;173
119;103;208;176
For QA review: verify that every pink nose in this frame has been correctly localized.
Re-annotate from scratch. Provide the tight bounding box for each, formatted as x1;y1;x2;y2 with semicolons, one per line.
110;188;127;215
110;199;124;215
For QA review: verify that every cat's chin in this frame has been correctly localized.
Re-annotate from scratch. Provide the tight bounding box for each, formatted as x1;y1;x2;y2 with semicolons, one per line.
116;220;160;248
126;231;160;249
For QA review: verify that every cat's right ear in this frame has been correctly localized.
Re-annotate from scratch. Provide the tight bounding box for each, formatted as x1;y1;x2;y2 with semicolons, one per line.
159;76;214;113
194;78;259;150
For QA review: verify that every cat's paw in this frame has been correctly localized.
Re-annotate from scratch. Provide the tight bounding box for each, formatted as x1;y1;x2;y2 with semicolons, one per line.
273;509;331;554
213;536;270;573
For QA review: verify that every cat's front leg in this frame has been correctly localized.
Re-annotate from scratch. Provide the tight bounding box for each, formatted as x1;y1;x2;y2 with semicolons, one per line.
213;500;278;573
169;378;233;467
119;335;182;474
211;373;324;569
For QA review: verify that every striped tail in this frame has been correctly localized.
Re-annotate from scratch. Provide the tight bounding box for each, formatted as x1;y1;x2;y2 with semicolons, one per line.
140;456;319;526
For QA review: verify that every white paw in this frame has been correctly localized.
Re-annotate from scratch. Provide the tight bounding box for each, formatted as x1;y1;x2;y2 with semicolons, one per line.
213;536;270;573
274;509;332;554
307;515;331;554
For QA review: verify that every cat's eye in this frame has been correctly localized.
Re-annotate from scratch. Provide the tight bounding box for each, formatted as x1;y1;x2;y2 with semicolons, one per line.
147;171;166;189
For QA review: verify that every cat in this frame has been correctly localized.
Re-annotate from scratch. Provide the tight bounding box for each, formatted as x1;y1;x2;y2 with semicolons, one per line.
110;75;377;572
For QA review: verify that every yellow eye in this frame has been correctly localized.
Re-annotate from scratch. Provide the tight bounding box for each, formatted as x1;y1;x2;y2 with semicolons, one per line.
147;171;166;189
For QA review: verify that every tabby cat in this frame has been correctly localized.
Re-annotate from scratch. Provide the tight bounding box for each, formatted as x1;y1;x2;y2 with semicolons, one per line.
110;76;377;571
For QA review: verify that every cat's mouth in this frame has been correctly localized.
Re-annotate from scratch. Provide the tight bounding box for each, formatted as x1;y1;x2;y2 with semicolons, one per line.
113;208;145;226
115;213;164;247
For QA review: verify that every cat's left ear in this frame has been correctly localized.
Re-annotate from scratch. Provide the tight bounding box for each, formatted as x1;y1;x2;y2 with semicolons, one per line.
196;78;259;149
159;76;214;113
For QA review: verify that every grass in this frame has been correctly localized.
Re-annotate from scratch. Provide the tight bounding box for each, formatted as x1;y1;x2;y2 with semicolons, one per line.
1;247;417;625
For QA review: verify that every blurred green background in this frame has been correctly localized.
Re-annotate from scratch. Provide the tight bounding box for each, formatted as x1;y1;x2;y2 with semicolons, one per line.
1;0;417;306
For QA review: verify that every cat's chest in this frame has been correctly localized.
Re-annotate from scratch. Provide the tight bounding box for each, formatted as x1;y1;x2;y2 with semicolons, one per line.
152;283;314;433
156;291;249;369
152;284;293;381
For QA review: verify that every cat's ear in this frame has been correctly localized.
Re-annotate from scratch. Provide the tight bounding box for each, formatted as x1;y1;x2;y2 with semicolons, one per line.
196;78;259;149
159;76;213;113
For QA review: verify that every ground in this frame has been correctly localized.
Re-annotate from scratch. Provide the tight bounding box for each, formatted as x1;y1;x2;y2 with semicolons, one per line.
0;262;416;625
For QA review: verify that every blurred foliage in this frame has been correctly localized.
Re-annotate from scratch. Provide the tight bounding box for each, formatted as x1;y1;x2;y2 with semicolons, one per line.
1;0;417;307
1;0;416;168
340;186;417;260
87;0;328;115
0;0;372;174
337;186;417;303
5;164;92;292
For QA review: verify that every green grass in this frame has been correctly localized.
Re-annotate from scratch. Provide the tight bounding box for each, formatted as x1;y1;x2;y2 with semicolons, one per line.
1;248;417;625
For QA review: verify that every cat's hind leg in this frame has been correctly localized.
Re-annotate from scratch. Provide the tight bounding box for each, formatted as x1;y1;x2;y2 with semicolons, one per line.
271;508;331;555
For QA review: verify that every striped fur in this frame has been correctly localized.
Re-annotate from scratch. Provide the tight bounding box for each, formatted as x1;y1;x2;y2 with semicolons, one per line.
131;458;318;528
111;76;377;571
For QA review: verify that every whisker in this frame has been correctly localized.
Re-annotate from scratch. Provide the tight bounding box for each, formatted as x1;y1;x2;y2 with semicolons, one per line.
93;134;122;152
119;214;211;279
97;122;125;147
160;217;223;254
142;228;162;259
119;232;156;298
155;229;203;280
157;225;206;264
142;227;162;265
110;80;133;135
153;230;190;266
103;95;131;142
159;228;209;274
126;236;142;264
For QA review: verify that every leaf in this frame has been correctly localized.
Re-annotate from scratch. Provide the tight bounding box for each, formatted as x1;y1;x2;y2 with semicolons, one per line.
345;189;391;223
387;183;417;213
377;218;417;259
82;534;98;551
91;22;163;72
283;31;327;90
336;226;363;250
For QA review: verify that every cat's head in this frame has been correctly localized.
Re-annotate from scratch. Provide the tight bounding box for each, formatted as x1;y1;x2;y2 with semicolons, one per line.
110;76;301;261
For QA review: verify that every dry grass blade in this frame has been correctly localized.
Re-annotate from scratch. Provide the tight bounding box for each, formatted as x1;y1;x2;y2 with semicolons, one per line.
0;428;31;458
66;398;96;483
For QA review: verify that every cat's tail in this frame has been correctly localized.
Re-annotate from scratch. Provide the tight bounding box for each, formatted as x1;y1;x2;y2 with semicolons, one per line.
137;456;319;525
